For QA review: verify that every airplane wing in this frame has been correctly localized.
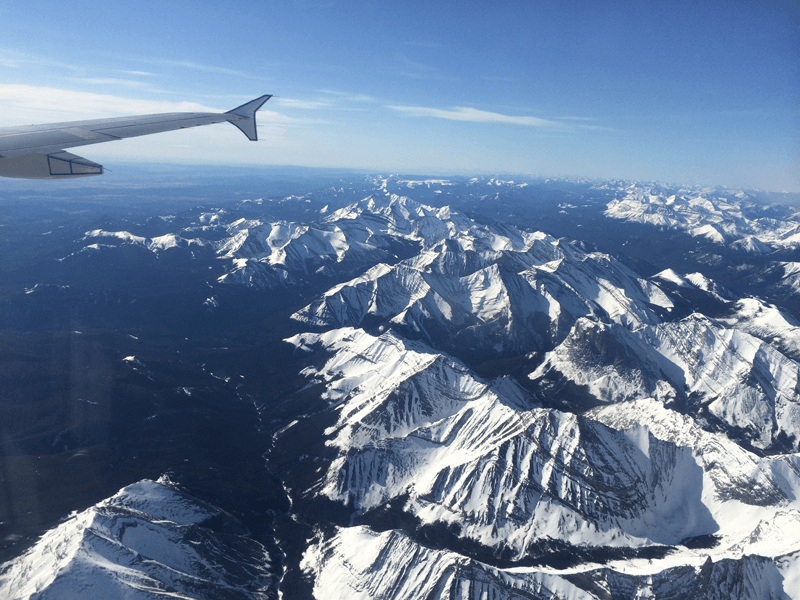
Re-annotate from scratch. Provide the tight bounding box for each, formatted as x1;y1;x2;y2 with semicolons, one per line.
0;94;272;179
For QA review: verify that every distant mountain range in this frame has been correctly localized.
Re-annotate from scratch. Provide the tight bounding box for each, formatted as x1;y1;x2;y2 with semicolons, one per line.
605;184;800;252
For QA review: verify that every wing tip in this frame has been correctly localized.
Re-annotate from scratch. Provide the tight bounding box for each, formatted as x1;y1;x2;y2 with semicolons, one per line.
225;95;272;141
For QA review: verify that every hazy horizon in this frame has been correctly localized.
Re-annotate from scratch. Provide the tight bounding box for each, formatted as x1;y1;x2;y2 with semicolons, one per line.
1;0;798;192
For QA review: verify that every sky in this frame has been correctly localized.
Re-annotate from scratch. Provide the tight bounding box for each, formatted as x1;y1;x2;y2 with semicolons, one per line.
0;0;798;191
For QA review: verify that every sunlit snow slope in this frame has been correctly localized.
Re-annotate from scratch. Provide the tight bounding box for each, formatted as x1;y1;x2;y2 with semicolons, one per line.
0;478;278;600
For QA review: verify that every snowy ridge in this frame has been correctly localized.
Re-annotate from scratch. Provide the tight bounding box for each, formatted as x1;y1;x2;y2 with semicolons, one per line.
289;331;800;598
302;525;796;600
765;262;800;297
590;400;800;541
330;400;717;551
286;328;800;564
214;194;582;290
302;525;595;600
718;297;800;361
651;269;734;303
530;313;800;451
604;182;800;252
75;195;549;290
215;218;359;285
292;229;672;357
0;478;276;600
212;210;405;288
640;314;800;452
83;228;207;252
529;317;676;406
731;235;773;254
286;327;520;451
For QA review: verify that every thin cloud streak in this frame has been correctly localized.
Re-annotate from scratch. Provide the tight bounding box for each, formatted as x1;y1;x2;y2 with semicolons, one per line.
123;57;261;80
388;105;559;127
0;48;83;73
273;97;332;109
166;60;252;78
391;53;458;82
394;53;437;73
275;92;378;110
318;90;377;103
71;78;148;87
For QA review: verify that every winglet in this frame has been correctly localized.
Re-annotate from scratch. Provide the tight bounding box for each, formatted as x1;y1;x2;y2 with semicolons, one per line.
225;94;272;141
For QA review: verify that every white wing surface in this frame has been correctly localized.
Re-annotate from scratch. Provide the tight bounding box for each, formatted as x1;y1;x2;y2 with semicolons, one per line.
0;94;271;179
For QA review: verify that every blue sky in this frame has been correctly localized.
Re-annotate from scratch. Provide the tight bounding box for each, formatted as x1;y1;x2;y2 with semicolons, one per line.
1;0;798;191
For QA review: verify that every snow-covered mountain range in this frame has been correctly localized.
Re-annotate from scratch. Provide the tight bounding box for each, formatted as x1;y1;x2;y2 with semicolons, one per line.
287;324;800;598
5;176;800;599
281;194;800;598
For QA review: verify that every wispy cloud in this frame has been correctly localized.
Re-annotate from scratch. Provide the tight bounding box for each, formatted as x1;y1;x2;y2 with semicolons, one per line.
125;57;258;80
318;90;377;103
167;60;252;78
390;53;458;82
388;105;559;127
394;53;437;73
273;91;378;110
0;84;218;125
554;115;612;130
273;97;332;109
0;48;83;72
70;78;148;87
124;70;155;77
